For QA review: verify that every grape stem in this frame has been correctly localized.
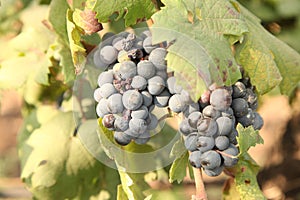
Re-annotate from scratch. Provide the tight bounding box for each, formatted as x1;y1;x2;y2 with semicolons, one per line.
215;150;237;159
192;167;208;200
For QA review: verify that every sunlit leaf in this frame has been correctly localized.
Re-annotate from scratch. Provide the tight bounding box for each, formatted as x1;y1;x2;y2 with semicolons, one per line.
152;0;247;101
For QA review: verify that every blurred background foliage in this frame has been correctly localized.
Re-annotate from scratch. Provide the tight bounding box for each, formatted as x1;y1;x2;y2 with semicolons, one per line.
0;0;300;199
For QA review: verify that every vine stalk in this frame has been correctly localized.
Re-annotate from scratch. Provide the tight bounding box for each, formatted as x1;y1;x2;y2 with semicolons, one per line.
192;167;208;200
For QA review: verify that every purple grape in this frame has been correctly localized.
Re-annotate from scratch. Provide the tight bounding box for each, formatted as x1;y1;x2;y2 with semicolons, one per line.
189;151;202;168
210;88;232;111
199;150;221;170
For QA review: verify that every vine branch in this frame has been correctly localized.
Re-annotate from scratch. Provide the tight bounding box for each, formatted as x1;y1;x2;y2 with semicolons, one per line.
192;167;208;200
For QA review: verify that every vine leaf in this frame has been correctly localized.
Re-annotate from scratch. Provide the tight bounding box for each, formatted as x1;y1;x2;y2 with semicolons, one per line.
66;9;87;75
90;0;156;27
236;124;264;155
235;3;300;96
225;124;266;199
118;170;149;200
0;4;53;88
72;8;103;35
18;106;59;151
234;153;266;200
169;151;189;184
167;52;207;101
222;178;240;200
49;0;75;82
19;111;116;199
169;137;188;183
151;0;248;101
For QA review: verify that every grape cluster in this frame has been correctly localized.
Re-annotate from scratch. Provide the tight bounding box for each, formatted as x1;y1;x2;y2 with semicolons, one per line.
93;30;170;145
92;30;264;177
169;76;264;176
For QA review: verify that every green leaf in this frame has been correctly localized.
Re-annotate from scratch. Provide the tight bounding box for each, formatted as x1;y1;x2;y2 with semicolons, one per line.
19;111;110;199
169;136;190;183
49;0;69;43
169;151;189;184
81;33;101;46
91;0;157;27
235;3;300;96
236;124;264;155
118;170;149;200
234;153;266;200
169;136;187;159
56;39;76;83
229;124;265;199
49;0;76;83
152;0;247;101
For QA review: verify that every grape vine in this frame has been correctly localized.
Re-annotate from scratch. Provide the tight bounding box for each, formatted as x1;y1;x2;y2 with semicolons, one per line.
0;0;300;199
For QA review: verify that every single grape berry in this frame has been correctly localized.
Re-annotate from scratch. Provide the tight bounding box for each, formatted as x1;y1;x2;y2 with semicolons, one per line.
99;83;117;98
216;116;233;136
114;131;132;146
199;150;221;170
197;136;215;152
188;111;202;129
149;48;167;70
129;118;147;135
179;118;196;136
107;93;124;114
97;70;114;87
184;132;199;151
122;90;143;110
215;136;230;150
131;106;148;119
147;76;165;95
168;94;186;113
102;114;115;129
114;117;129;132
231;98;249;118
197;118;218;137
131;75;147;90
189;151;202;168
210;88;232;111
100;45;118;64
137;60;156;79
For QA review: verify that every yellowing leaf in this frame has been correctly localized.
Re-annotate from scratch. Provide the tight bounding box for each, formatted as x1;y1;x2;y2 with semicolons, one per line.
234;153;266;200
236;3;300;96
66;9;87;75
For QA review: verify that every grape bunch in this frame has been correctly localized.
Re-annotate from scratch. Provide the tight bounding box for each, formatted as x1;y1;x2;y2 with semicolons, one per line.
167;75;264;176
93;30;170;145
92;30;264;177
